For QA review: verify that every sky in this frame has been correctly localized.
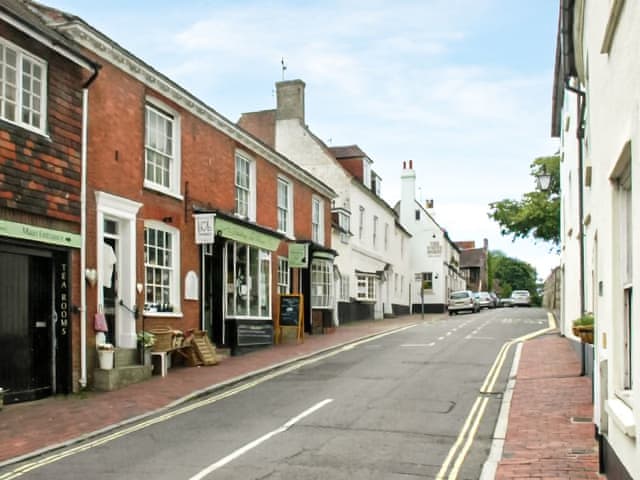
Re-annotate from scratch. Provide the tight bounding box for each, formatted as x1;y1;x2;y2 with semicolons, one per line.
50;0;561;280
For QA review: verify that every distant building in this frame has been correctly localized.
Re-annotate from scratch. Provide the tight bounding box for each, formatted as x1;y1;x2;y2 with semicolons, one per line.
396;161;466;312
240;80;413;324
456;239;489;292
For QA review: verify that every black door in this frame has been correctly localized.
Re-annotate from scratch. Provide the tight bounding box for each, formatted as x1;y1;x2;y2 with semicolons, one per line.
0;249;53;403
204;241;225;346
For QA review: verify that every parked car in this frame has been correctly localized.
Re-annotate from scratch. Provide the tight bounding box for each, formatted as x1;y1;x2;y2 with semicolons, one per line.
448;290;480;315
510;290;531;307
500;296;514;307
474;291;494;309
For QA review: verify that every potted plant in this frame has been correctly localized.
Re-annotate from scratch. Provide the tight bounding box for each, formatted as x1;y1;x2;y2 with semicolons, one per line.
572;313;594;344
96;343;115;370
137;331;155;365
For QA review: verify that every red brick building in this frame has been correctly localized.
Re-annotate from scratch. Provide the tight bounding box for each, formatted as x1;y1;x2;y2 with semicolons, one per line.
0;0;97;402
22;1;336;392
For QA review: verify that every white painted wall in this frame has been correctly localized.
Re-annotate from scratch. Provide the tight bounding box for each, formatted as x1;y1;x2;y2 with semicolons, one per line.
559;1;640;476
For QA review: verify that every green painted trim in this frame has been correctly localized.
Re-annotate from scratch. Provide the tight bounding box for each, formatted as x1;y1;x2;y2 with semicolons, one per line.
288;243;309;268
0;219;81;248
216;218;280;251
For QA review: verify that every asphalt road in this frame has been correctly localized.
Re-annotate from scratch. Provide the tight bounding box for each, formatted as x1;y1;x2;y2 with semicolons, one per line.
2;307;549;480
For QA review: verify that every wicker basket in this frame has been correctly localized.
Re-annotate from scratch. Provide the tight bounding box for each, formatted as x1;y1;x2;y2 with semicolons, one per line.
150;327;174;352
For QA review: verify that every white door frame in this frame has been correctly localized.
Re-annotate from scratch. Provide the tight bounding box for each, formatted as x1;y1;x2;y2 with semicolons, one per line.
95;191;142;349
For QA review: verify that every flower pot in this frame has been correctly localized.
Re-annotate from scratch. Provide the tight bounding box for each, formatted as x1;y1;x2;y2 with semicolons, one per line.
576;325;594;344
98;349;114;370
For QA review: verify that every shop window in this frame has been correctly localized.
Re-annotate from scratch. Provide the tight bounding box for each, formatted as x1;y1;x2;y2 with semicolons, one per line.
144;223;180;313
0;39;46;132
226;242;271;319
311;259;332;308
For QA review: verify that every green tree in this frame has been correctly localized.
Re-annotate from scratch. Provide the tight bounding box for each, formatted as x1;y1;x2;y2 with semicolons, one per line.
491;250;539;304
488;155;560;246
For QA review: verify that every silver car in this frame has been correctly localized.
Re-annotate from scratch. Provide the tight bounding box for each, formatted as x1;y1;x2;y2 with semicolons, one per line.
510;290;531;307
448;290;480;315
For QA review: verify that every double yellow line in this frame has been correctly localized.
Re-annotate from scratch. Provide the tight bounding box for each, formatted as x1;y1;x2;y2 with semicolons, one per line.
435;313;556;480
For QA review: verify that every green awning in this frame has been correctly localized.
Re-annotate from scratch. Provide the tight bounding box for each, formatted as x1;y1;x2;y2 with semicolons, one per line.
216;217;281;251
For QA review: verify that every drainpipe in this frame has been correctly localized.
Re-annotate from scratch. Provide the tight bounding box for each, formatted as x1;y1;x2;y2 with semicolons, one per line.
79;66;100;389
565;79;586;375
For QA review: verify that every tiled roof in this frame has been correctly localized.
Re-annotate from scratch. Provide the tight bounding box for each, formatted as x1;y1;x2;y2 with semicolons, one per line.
329;145;367;159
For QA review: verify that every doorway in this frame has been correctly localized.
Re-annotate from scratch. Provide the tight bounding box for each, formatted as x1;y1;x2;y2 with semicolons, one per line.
0;247;54;403
102;219;119;345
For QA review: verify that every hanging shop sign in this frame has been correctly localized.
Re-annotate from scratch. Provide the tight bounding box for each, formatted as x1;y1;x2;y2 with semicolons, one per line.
216;218;280;251
0;219;81;248
194;214;215;244
288;243;309;268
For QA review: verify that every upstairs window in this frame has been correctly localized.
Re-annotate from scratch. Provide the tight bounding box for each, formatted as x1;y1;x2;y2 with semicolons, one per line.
235;152;255;220
277;177;293;235
145;101;180;196
373;216;378;247
312;196;324;244
359;206;365;240
0;40;46;133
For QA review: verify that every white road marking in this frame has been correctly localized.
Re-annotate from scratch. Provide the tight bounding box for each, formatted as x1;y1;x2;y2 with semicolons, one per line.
188;399;334;480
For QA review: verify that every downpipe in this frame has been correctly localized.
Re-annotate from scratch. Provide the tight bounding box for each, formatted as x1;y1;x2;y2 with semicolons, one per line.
79;66;100;389
565;78;587;377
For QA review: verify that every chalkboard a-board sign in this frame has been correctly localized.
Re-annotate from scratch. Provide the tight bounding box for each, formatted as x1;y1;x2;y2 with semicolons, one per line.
278;294;303;343
279;294;302;326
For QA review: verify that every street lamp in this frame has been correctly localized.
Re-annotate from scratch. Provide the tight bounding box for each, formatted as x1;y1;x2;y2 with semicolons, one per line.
536;165;552;191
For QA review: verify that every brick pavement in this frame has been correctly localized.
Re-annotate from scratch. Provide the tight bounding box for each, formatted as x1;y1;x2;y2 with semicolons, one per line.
495;334;602;479
0;314;603;479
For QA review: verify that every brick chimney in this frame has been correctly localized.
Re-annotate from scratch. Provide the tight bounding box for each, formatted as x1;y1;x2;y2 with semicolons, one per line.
276;79;305;122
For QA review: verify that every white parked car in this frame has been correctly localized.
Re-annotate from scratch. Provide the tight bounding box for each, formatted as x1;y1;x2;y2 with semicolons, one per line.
510;290;531;307
448;290;480;315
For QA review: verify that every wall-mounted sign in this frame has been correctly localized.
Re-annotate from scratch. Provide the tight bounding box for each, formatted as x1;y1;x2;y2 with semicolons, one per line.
288;243;309;268
0;219;81;248
194;214;215;244
427;241;442;257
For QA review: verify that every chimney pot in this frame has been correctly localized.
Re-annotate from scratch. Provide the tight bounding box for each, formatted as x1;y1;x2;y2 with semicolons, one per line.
409;160;413;169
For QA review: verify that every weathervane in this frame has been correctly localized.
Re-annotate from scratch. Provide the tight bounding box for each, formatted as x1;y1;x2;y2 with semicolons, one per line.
281;57;287;81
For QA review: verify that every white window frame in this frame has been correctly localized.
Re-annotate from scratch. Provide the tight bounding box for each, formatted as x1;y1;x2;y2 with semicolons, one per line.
358;206;365;240
423;272;434;291
384;223;389;250
144;98;181;198
277;176;293;236
338;211;350;244
277;256;290;295
339;274;350;301
225;241;271;319
0;38;47;133
312;196;324;245
311;259;333;308
356;274;377;302
235;151;256;221
143;221;181;315
373;215;378;248
616;162;632;390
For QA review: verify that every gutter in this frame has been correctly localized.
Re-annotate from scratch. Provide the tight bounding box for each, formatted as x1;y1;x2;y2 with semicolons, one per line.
79;64;101;388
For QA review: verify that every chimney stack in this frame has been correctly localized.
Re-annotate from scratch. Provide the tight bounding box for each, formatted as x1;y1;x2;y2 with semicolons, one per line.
276;79;305;122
